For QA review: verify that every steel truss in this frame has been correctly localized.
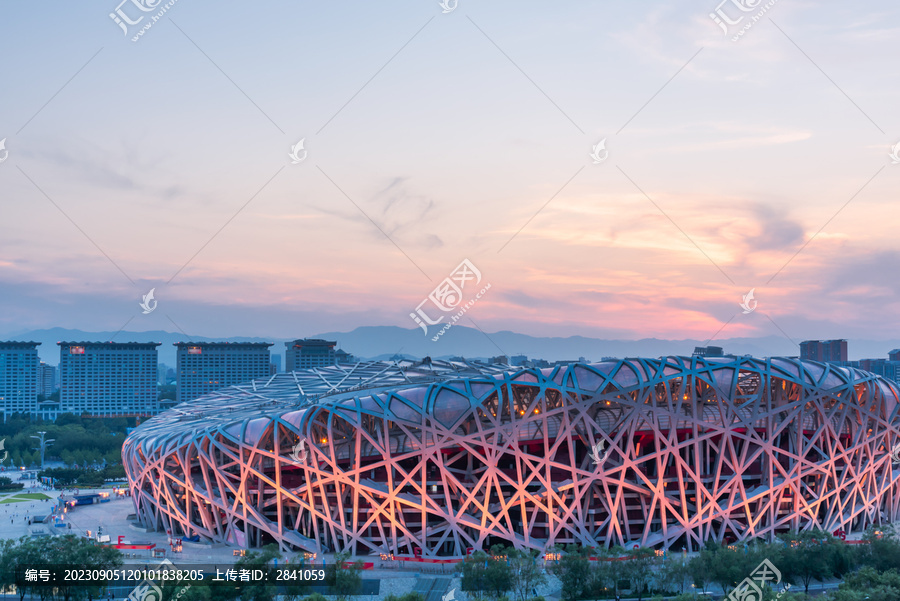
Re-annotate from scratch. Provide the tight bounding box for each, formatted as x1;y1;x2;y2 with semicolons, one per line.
123;356;900;556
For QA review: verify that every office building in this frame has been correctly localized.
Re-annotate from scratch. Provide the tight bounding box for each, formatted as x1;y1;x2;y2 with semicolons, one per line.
58;342;160;417
37;362;57;397
0;342;40;419
859;357;900;383
335;349;356;364
284;339;337;371
175;342;273;404
799;339;848;363
158;364;169;386
693;346;724;357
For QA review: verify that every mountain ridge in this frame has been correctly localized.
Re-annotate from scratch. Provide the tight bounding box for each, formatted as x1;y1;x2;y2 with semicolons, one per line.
8;326;900;367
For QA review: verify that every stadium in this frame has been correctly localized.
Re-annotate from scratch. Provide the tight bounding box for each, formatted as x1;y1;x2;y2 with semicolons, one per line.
123;356;900;557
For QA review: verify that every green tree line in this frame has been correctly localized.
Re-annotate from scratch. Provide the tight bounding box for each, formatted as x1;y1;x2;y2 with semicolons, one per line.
0;413;130;470
459;526;900;601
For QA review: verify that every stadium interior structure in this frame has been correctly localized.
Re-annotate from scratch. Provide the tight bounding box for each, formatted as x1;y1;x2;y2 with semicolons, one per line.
123;356;900;556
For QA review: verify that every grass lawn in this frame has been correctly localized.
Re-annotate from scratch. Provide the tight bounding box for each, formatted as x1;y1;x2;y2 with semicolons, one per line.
0;493;51;504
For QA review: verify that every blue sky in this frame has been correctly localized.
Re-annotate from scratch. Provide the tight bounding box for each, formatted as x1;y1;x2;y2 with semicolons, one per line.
1;0;899;347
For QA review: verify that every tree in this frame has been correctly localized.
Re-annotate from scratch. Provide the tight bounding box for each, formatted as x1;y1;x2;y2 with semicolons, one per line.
604;546;631;598
687;545;714;594
0;537;43;601
701;542;750;595
830;567;900;601
658;554;691;595
334;558;363;601
623;549;655;601
484;545;514;599
859;525;900;572
458;550;490;598
0;535;123;601
104;464;126;480
552;546;591;601
509;548;546;601
280;557;313;601
216;545;281;601
778;531;836;594
327;551;363;601
458;548;513;600
55;413;82;427
384;594;426;601
0;477;23;492
53;534;124;601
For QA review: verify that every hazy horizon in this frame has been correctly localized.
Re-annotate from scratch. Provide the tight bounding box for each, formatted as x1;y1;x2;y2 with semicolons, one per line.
10;324;900;368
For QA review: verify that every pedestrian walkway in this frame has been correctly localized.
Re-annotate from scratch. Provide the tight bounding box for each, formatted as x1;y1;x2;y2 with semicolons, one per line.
413;577;435;596
426;577;453;601
412;576;455;601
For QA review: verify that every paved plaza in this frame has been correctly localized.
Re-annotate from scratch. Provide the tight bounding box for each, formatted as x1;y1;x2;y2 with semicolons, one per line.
0;472;564;599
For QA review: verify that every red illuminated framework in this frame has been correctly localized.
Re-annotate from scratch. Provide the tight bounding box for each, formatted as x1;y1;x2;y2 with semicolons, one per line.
123;357;900;556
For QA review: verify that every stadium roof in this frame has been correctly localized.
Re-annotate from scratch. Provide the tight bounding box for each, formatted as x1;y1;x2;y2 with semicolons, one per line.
135;358;512;441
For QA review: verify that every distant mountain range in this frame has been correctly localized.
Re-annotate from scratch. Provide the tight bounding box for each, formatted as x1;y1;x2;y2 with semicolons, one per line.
6;326;900;367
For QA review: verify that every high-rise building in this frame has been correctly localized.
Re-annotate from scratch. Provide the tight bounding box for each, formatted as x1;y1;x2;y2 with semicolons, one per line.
271;354;282;373
285;339;337;371
37;362;57;397
693;346;724;357
175;342;273;404
509;355;528;366
0;342;40;419
58;342;160;417
800;339;848;363
335;349;356;364
858;354;900;384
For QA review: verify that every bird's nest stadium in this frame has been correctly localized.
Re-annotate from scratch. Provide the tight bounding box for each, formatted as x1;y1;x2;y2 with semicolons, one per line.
123;356;900;556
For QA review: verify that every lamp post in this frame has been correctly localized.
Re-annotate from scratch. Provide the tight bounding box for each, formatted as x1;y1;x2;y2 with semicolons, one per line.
30;431;55;471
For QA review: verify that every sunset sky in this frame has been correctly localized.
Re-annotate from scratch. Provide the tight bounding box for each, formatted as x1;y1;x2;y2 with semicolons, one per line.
1;0;898;346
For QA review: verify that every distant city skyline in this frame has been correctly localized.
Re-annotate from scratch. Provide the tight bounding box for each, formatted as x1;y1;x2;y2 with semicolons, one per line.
9;325;900;369
2;2;899;348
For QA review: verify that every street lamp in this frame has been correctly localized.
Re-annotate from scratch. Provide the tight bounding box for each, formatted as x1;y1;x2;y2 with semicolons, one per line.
30;431;55;471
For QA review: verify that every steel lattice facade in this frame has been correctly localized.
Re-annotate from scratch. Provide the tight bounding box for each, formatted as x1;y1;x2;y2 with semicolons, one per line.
123;356;900;556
